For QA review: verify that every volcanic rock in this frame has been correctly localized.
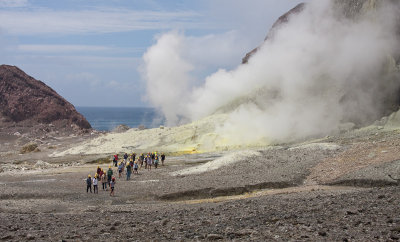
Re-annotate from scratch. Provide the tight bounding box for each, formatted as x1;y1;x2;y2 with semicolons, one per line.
206;233;224;240
20;142;39;153
0;65;91;132
112;124;130;133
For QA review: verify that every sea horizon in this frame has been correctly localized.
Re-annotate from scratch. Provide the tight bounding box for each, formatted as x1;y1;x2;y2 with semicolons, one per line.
76;106;165;131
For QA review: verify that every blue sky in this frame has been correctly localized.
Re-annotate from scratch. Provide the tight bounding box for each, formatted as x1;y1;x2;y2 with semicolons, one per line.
0;0;303;107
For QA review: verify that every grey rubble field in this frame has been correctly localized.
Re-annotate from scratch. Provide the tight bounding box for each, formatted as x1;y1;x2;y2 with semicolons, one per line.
0;126;400;241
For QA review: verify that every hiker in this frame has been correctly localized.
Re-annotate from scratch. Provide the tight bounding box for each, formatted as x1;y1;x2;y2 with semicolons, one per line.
124;153;128;162
154;155;159;169
122;160;126;174
130;159;134;174
118;162;123;178
110;177;116;196
132;152;136;162
140;153;144;168
86;174;92;193
99;168;104;179
101;172;107;190
161;153;166;166
126;163;132;180
146;155;152;170
93;174;98;194
113;154;118;167
107;166;113;187
133;161;139;174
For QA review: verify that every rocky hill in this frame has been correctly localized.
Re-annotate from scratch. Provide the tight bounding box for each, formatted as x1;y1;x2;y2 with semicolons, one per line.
0;65;91;132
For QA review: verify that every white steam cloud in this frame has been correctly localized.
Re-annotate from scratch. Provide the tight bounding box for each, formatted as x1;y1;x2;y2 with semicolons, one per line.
142;0;400;145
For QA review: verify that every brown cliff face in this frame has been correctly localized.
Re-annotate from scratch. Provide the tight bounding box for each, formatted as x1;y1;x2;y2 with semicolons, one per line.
0;65;91;130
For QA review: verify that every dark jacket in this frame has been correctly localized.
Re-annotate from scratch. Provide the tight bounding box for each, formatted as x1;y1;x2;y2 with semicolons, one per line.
86;177;92;186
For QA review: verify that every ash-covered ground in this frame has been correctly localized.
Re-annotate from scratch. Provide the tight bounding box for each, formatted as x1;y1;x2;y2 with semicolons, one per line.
0;124;399;241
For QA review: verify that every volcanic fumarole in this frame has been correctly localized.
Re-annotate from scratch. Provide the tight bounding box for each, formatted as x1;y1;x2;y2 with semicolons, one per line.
142;0;400;145
55;0;400;155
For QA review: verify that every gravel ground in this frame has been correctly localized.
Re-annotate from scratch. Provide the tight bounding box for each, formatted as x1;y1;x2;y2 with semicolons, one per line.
0;185;398;241
0;126;400;241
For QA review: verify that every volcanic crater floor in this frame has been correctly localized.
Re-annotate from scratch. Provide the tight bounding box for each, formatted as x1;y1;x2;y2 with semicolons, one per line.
0;127;400;241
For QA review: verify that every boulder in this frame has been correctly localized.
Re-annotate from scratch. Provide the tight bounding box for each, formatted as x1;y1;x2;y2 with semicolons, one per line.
112;124;130;133
20;142;39;154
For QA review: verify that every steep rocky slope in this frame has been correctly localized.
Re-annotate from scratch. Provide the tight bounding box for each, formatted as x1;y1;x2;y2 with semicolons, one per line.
0;65;91;131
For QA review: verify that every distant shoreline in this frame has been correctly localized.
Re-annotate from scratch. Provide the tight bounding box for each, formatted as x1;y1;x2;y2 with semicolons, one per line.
76;106;165;131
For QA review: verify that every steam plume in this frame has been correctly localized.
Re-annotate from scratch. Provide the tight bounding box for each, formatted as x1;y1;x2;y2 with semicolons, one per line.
141;0;400;145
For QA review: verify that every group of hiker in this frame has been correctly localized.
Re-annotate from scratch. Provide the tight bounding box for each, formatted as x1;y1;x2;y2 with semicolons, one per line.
113;152;166;170
85;152;166;196
85;165;116;196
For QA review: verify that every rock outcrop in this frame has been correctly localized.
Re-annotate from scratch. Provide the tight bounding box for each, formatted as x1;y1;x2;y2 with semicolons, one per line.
0;65;91;132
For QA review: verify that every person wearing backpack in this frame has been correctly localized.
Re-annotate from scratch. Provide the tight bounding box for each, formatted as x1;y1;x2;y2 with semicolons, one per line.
101;172;107;191
126;163;132;180
107;166;113;188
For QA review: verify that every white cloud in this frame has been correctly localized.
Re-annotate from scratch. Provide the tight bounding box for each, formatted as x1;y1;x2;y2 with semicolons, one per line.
66;72;100;87
0;0;28;8
0;8;203;35
17;44;111;52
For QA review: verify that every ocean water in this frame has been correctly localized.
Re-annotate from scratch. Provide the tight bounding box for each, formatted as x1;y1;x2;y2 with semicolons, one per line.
76;106;165;131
